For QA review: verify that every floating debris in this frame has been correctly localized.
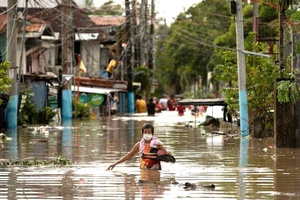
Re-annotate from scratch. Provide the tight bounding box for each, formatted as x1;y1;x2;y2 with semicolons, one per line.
172;181;215;191
0;154;71;167
0;133;13;141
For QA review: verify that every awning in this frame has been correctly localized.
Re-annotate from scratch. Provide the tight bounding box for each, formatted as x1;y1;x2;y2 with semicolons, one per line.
71;86;125;94
178;98;227;106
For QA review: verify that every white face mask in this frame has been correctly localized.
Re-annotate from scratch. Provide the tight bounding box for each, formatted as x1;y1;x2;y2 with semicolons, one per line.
143;134;153;141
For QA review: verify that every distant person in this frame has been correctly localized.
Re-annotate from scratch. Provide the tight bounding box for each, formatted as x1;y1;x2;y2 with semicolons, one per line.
118;43;127;62
199;106;208;116
147;97;156;116
107;123;174;170
110;92;118;115
108;49;116;63
177;104;186;116
191;105;199;116
159;95;168;110
135;95;147;113
155;100;163;113
106;54;118;79
167;94;177;111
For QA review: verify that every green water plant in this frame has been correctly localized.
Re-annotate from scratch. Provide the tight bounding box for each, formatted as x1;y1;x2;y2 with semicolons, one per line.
72;99;90;119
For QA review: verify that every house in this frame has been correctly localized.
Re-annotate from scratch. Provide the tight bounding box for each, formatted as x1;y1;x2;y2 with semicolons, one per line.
90;15;127;77
0;2;128;120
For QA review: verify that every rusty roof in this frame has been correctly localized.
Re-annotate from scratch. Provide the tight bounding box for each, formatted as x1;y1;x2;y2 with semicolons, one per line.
30;4;115;42
0;14;52;36
31;4;98;33
0;15;6;33
24;17;50;33
90;16;126;26
0;4;116;43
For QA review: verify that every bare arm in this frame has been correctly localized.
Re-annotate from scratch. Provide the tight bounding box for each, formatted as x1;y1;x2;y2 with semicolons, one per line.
141;144;171;160
107;142;140;170
157;144;171;155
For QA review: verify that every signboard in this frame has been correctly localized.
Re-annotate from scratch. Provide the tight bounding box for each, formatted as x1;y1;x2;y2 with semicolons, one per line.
90;94;105;106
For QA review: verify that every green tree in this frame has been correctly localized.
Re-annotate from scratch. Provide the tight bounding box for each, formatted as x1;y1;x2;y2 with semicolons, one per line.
134;66;151;95
215;33;279;137
212;3;279;89
155;0;232;95
87;0;124;16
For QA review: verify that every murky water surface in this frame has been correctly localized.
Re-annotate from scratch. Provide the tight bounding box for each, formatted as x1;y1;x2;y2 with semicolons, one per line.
0;111;300;199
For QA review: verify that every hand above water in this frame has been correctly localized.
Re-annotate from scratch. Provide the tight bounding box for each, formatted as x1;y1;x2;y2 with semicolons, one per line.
107;163;116;170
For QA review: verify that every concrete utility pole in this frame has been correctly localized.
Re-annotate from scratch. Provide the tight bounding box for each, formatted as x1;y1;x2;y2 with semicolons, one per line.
6;0;18;128
125;0;134;113
235;0;249;137
61;0;73;120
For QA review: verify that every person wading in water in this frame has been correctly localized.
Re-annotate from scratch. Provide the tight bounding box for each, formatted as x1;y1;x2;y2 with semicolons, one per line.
107;123;174;170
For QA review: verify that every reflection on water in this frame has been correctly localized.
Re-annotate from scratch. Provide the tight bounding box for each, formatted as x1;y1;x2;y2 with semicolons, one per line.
0;110;299;199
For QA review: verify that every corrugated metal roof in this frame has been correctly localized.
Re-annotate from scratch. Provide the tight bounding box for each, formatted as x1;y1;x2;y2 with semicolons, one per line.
0;4;116;42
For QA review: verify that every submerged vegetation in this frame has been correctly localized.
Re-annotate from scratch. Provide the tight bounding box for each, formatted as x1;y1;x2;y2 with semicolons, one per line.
18;89;57;126
0;154;71;167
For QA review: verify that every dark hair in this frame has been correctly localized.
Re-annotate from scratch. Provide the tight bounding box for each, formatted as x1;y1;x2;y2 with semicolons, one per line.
141;123;154;134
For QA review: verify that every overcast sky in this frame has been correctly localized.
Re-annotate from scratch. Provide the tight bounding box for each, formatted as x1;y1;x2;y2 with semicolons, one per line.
93;0;200;25
0;0;200;25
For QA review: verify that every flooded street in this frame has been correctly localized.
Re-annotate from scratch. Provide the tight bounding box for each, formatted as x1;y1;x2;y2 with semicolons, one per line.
0;110;300;199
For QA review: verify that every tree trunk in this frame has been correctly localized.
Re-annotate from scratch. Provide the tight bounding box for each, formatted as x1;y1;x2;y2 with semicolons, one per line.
275;79;295;148
274;9;296;148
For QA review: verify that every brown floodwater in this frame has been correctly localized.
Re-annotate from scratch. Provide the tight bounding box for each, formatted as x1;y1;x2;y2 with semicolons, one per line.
0;110;299;199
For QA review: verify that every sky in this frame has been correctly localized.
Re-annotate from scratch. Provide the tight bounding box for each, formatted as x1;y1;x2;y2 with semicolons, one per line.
93;0;201;25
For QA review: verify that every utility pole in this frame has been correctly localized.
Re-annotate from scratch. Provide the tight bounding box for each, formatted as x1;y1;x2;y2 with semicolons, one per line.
61;0;73;120
235;0;249;137
132;0;137;68
148;0;155;94
125;0;134;113
140;0;147;66
6;0;18;129
253;0;258;43
148;0;154;71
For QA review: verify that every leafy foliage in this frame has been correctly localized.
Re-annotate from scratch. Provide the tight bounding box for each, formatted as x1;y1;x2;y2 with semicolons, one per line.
215;33;280;137
18;91;38;125
18;89;56;125
276;78;300;104
72;99;91;119
0;61;12;105
87;0;124;16
155;0;232;94
134;66;151;94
